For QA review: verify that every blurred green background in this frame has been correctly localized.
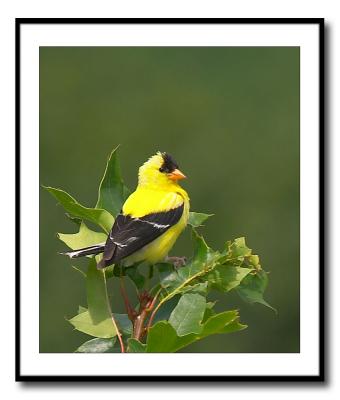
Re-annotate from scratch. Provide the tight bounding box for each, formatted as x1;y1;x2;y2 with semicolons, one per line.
39;47;299;353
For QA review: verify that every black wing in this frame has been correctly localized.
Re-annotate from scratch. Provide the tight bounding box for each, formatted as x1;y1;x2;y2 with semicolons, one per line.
97;203;184;268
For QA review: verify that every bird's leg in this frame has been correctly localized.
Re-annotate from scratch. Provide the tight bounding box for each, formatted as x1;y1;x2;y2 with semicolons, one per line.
165;255;187;268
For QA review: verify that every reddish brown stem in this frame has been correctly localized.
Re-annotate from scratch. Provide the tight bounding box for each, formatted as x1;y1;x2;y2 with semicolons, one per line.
133;309;149;340
132;290;161;341
146;309;157;333
145;290;161;334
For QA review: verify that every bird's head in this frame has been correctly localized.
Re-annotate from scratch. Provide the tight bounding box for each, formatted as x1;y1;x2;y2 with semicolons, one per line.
138;152;186;188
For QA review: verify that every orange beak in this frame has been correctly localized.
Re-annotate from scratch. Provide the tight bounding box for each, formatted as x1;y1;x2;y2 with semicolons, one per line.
168;168;187;181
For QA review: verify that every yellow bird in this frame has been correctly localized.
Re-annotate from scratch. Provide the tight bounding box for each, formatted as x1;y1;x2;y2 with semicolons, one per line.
64;152;190;269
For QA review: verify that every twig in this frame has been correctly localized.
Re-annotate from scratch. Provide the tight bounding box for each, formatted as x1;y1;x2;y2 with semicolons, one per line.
146;307;158;333
133;310;149;340
133;289;161;340
145;289;162;332
110;314;125;353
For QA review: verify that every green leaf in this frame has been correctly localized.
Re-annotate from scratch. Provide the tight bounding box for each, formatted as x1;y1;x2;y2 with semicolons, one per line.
237;270;276;312
65;213;82;226
151;235;260;340
96;146;130;217
155;232;249;312
127;339;147;353
168;293;206;336
70;310;132;338
180;281;209;295
219;319;248;334
247;254;260;268
104;265;115;280
151;295;181;324
146;321;194;352
228;237;252;258
87;258;115;328
78;305;87;314
77;310;132;334
157;263;180;293
188;212;214;228
186;229;215;272
200;311;238;336
158;230;219;295
146;310;244;353
44;186;114;233
125;266;146;290
75;337;117;353
205;265;252;292
69;310;115;338
69;258;117;338
58;222;107;251
202;301;216;323
113;313;133;336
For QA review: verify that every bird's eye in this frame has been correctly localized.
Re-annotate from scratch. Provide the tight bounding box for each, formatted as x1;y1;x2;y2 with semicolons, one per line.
159;167;165;173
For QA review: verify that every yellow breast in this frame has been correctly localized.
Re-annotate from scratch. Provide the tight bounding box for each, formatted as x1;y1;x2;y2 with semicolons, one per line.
123;186;189;218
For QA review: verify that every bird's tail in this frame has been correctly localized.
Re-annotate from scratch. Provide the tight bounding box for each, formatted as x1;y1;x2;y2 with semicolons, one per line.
60;243;105;259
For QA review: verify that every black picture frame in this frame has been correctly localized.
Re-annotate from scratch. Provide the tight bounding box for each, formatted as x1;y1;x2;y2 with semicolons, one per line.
15;17;325;382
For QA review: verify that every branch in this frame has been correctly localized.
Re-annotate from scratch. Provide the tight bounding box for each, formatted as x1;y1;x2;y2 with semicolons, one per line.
145;289;162;333
133;289;161;341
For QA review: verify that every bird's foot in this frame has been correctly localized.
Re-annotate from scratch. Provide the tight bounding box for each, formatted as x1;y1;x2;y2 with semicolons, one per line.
165;256;187;268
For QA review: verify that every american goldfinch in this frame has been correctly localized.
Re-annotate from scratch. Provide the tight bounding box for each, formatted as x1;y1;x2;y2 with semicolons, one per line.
64;152;190;269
